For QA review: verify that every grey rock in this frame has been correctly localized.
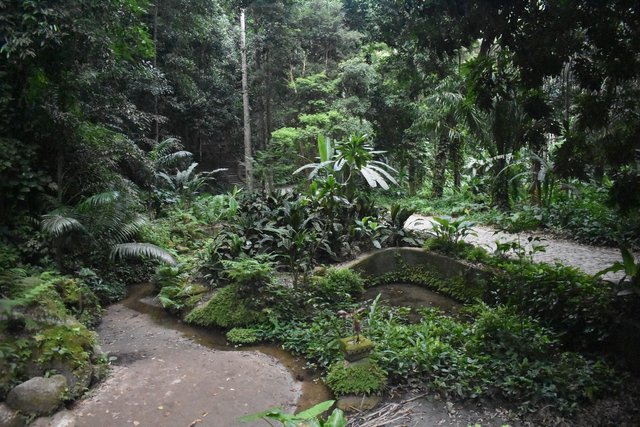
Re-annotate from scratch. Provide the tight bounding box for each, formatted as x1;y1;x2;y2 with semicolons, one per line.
5;375;67;416
0;403;26;427
30;410;76;427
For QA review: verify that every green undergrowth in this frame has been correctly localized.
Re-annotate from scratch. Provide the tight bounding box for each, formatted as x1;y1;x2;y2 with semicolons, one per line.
185;285;263;328
326;360;387;396
0;269;102;398
309;267;365;308
267;299;619;415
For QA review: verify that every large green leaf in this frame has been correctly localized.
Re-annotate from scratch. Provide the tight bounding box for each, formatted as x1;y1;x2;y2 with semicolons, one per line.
295;400;335;420
324;409;347;427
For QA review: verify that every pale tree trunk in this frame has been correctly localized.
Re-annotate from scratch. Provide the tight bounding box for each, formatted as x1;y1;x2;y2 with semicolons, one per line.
240;9;253;190
153;2;159;144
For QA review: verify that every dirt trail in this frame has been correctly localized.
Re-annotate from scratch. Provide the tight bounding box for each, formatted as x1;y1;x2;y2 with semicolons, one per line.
406;214;637;281
68;290;302;427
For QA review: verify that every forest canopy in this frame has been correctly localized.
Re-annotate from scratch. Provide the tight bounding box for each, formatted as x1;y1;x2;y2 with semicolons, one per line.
1;0;639;245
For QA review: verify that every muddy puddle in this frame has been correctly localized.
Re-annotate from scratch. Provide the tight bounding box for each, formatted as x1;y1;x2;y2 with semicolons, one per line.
363;283;462;320
123;284;331;411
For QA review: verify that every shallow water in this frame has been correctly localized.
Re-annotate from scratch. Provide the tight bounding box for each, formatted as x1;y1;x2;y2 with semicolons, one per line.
123;284;331;411
363;283;462;320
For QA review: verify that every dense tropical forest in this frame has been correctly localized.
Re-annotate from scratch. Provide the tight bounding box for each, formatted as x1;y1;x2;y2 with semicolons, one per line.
1;1;640;426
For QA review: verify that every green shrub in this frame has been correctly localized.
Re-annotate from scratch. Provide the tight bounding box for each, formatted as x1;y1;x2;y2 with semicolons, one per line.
226;327;258;345
325;360;387;396
223;256;274;289
488;260;614;349
310;268;365;306
274;310;346;370
77;268;125;305
184;286;261;328
364;304;619;414
0;272;101;398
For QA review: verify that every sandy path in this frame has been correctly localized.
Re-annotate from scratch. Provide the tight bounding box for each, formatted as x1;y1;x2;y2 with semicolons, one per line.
406;214;637;281
68;293;301;427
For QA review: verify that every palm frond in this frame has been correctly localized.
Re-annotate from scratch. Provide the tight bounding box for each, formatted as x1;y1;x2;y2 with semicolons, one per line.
78;191;121;210
107;215;147;244
41;214;86;237
155;150;192;168
150;137;183;160
111;243;176;265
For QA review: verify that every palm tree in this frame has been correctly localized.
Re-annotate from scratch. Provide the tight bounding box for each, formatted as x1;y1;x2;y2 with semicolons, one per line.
413;73;486;197
42;190;175;270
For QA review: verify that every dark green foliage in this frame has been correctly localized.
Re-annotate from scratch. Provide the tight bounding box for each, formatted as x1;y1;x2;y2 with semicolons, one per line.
153;265;207;314
366;303;618;414
77;268;125;305
488;260;615;349
270;311;346;371
326;361;387;396
544;184;640;248
222;257;275;293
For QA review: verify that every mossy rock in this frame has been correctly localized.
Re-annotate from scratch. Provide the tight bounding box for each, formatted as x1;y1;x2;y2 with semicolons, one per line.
184;286;262;328
338;336;374;361
326;360;387;397
226;327;259;345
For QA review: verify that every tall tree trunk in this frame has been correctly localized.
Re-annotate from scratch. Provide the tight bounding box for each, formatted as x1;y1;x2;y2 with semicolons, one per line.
450;139;463;190
431;136;448;198
153;2;159;144
492;100;511;210
408;158;416;196
240;9;253;190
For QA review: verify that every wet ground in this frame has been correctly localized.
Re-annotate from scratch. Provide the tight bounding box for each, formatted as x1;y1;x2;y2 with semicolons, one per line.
363;283;462;320
66;285;330;427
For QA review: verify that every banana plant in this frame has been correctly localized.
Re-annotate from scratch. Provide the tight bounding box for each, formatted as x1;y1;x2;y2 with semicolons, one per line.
240;400;346;427
295;134;397;198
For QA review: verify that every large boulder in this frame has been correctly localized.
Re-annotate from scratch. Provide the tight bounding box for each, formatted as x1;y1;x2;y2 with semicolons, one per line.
30;410;76;427
5;375;67;417
0;403;26;427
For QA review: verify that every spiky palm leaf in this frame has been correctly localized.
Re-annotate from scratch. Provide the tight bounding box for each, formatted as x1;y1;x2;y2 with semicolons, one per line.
78;191;121;210
106;214;147;245
41;214;86;237
111;243;176;265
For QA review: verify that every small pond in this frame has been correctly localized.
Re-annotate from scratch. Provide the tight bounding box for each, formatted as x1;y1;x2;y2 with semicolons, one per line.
363;283;462;321
123;284;331;411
